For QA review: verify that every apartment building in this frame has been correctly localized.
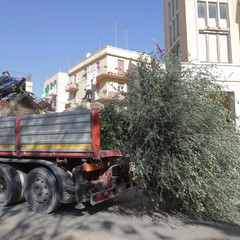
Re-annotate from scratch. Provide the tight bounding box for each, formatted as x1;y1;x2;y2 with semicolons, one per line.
42;72;69;112
163;0;240;121
66;45;140;108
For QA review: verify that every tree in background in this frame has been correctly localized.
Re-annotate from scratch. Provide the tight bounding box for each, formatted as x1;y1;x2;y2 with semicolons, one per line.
100;52;240;222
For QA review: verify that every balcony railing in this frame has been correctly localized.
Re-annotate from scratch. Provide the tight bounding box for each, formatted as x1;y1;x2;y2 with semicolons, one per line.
97;66;127;77
65;83;79;92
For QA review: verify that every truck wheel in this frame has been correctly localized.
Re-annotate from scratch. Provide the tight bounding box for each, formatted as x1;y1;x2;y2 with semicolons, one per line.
0;164;22;206
24;167;61;214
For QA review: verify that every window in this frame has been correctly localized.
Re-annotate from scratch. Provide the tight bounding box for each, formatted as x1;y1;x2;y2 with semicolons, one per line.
173;19;175;42
208;3;217;18
175;0;178;11
96;61;100;69
73;74;77;84
197;2;206;18
171;0;174;18
208;3;217;27
219;3;228;28
197;1;229;29
198;34;207;62
219;34;229;62
45;85;49;95
209;34;218;62
167;0;179;48
118;83;125;92
219;3;227;19
169;25;172;46
168;2;171;22
118;60;124;75
197;2;206;28
197;1;230;63
50;81;56;90
83;69;87;80
175;14;179;41
198;33;229;63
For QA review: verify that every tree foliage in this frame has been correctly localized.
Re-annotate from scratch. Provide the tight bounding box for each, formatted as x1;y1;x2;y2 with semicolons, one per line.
100;53;240;222
100;101;129;150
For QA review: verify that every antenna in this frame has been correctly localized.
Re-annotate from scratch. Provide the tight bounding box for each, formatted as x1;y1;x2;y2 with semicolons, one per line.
124;27;129;49
97;37;101;49
67;58;70;70
111;19;117;47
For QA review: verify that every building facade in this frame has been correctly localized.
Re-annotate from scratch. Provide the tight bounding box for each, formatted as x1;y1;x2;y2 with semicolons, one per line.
163;0;240;121
66;46;140;108
42;72;69;112
24;74;33;93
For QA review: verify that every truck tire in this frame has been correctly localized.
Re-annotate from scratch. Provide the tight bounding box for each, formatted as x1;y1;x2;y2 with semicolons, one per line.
0;164;22;206
24;167;61;214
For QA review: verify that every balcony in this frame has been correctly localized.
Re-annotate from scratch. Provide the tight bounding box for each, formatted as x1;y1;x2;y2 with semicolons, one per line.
97;73;127;82
65;83;79;92
96;67;128;83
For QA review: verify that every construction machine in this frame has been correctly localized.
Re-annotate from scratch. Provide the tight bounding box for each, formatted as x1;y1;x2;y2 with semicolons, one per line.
0;71;29;101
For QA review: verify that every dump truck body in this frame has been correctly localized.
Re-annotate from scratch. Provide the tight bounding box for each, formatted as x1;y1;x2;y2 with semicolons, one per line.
0;109;132;213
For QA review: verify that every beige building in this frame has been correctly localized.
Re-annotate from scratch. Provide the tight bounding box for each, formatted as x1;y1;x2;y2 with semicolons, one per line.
163;0;240;121
42;72;69;112
66;46;140;108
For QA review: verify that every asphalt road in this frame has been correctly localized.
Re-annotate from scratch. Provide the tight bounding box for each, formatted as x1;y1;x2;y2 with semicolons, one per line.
0;189;240;240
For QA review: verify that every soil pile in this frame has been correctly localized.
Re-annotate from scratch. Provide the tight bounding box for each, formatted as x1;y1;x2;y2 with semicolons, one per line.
0;93;53;116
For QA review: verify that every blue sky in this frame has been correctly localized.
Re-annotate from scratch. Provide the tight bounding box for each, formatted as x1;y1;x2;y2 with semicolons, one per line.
0;0;164;99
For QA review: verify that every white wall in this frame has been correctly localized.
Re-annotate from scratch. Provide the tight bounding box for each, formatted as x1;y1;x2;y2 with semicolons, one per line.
56;72;69;112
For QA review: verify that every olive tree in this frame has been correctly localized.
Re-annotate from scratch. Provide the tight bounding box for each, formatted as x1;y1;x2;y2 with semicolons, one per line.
100;53;240;222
